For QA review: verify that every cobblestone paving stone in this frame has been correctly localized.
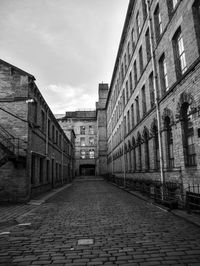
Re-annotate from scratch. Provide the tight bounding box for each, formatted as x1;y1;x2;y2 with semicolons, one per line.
0;179;200;265
0;204;37;227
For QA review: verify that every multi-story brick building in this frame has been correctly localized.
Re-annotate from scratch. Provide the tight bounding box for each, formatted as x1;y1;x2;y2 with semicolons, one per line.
58;111;97;176
0;59;75;202
106;0;200;190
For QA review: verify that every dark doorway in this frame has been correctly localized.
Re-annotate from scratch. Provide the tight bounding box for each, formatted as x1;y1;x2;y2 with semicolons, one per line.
79;164;95;176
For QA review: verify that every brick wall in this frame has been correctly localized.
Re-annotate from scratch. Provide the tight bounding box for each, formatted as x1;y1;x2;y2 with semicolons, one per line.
106;0;200;189
0;60;75;202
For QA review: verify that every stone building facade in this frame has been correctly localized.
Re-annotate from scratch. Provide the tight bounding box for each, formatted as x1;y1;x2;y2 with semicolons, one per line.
0;59;75;202
58;111;97;176
96;84;109;176
106;0;200;189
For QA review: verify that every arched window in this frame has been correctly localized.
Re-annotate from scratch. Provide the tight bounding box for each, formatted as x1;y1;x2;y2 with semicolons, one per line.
125;144;128;172
143;130;150;170
181;103;196;166
137;134;142;171
164;116;174;168
192;0;200;50
132;137;136;172
153;125;160;169
128;141;132;172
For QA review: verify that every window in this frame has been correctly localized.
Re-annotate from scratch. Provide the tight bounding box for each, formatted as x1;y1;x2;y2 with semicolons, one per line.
139;46;144;74
89;137;94;146
89;149;95;159
154;4;163;41
41;110;45;132
131;104;134;128
149;72;155;108
172;0;178;9
121;63;124;81
127;110;130;133
135;96;140;124
142;0;148;19
137;135;142;171
124;53;127;72
136;11;141;37
153;125;160;169
126;81;129;102
192;0;200;48
122;89;125;108
33;102;37;124
80;150;86;159
80;137;85;146
129;71;133;94
173;28;187;77
128;143;132;172
127;42;131;63
124;116;127;135
80;126;86;135
134;61;137;86
142;86;147;116
59;134;61;147
131;28;135;52
165;116;174;168
89;125;94;134
132;138;136;172
145;28;151;61
181;103;196;166
144;131;150;170
159;54;169;93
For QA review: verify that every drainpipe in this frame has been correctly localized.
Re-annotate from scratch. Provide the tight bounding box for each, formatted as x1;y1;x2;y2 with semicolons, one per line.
61;134;64;185
146;0;165;194
122;93;126;187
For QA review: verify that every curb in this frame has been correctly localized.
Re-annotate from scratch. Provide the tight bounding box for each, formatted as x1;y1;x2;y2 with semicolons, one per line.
28;183;72;205
0;183;72;230
107;180;200;228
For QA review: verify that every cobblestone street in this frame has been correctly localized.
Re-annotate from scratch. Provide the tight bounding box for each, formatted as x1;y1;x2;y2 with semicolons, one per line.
1;178;200;266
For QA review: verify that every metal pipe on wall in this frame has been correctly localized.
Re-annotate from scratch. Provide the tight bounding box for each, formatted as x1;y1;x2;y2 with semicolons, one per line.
146;0;165;190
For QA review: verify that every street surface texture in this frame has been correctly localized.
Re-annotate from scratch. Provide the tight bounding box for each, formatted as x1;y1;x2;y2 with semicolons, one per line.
1;177;200;266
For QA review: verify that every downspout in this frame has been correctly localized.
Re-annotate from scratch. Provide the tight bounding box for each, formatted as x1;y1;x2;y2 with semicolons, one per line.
146;0;165;191
122;93;126;187
61;134;64;185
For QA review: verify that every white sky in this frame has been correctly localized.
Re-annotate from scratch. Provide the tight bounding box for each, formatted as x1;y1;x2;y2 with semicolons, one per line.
0;0;129;114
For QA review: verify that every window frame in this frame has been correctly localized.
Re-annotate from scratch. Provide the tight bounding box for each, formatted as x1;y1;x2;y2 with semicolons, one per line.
154;4;163;41
159;53;169;93
173;28;187;78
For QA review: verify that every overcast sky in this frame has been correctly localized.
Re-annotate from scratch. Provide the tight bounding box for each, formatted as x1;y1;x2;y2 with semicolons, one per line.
0;0;129;114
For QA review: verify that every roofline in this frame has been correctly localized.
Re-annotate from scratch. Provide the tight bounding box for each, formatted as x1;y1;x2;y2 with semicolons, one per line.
0;59;36;80
105;0;135;108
